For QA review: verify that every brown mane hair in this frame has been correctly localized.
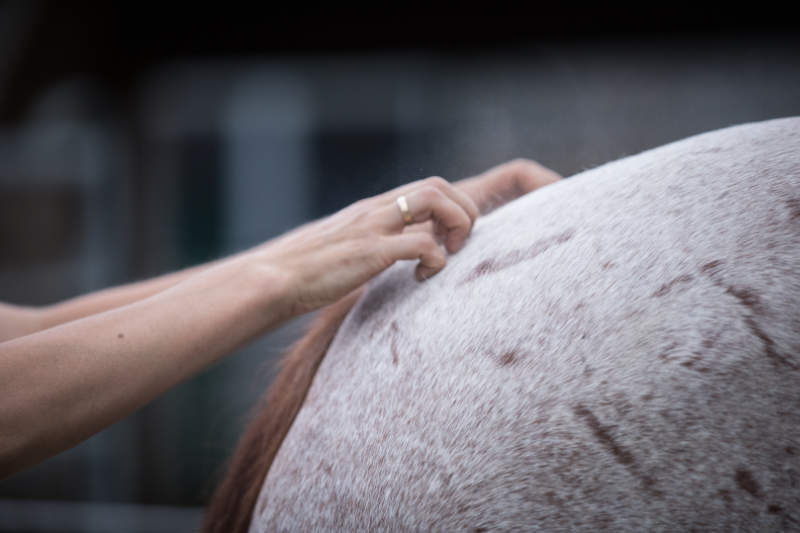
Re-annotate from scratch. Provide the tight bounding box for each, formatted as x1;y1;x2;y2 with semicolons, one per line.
202;288;364;533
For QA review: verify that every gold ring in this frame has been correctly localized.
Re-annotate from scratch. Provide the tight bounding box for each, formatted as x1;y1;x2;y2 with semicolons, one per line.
396;195;412;224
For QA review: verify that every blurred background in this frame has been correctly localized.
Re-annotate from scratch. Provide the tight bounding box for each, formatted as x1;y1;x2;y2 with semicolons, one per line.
0;2;798;531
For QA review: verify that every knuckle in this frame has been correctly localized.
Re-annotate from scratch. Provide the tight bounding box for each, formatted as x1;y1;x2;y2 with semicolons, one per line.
418;233;439;253
419;186;444;204
350;208;373;229
347;198;374;217
508;158;535;176
510;157;534;168
425;176;450;190
375;236;396;266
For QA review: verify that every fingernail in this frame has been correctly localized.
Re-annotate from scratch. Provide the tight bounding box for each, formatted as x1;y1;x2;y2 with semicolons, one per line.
447;236;464;254
416;267;437;281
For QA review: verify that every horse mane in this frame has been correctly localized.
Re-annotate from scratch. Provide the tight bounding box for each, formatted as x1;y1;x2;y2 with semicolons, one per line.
202;288;365;533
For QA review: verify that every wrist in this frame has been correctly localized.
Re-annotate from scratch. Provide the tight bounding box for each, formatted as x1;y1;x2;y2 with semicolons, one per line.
233;250;298;326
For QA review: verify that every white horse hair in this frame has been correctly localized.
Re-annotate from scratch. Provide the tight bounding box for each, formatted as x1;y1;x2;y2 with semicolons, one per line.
249;117;800;532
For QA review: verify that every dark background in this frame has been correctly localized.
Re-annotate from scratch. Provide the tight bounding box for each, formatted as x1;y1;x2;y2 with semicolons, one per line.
0;2;798;531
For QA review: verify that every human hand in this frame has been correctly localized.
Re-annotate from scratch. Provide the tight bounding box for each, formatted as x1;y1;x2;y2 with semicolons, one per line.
456;158;561;215
402;158;561;247
257;159;560;317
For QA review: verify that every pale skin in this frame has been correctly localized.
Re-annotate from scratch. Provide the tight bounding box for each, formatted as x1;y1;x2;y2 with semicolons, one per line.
0;158;560;478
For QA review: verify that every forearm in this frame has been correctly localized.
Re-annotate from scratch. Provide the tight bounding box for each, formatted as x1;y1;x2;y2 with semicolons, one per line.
0;304;41;342
33;236;302;334
0;255;288;478
35;259;226;333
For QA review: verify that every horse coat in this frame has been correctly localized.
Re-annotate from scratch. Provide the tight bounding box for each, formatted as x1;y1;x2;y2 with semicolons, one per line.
208;117;800;532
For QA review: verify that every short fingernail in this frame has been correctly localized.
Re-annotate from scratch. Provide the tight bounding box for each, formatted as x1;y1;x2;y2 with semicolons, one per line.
447;235;465;254
416;266;438;281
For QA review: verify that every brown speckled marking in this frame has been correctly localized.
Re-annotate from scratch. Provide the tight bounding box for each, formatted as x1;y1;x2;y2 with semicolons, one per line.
352;278;405;339
735;469;761;498
725;286;763;315
724;283;796;369
699;260;798;370
320;461;333;476
743;316;797;370
652;274;694;297
498;350;519;367
390;321;400;366
593;512;614;530
658;341;679;363
573;404;662;497
787;198;800;220
461;228;576;284
700;259;723;275
701;334;717;350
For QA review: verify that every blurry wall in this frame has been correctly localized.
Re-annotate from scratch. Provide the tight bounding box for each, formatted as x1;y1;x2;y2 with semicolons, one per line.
0;3;799;532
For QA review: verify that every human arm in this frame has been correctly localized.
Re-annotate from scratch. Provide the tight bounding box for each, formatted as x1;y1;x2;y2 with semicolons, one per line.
0;258;235;344
0;257;281;478
0;158;559;477
1;157;559;342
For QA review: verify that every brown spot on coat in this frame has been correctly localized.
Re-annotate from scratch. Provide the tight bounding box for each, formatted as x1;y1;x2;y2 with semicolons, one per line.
726;286;763;315
700;259;723;274
593;512;613;530
499;350;518;367
658;342;679;362
744;316;798;370
700;269;797;370
574;405;635;466
390;321;400;366
573;404;664;498
735;469;761;498
787;198;800;220
461;228;576;284
652;274;694;297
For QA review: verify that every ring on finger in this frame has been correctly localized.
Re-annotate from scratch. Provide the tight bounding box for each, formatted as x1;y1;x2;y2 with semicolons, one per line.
396;195;413;225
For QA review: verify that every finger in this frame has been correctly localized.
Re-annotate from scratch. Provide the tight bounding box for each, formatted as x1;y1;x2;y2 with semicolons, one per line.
426;176;480;225
371;176;480;226
456;158;561;215
406;187;473;253
374;186;473;253
381;231;447;281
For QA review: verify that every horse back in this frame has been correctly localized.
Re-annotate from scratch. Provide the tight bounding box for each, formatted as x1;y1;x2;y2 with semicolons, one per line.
249;117;800;531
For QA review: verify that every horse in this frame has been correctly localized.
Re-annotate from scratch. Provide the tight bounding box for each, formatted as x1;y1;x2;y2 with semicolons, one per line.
204;116;800;532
